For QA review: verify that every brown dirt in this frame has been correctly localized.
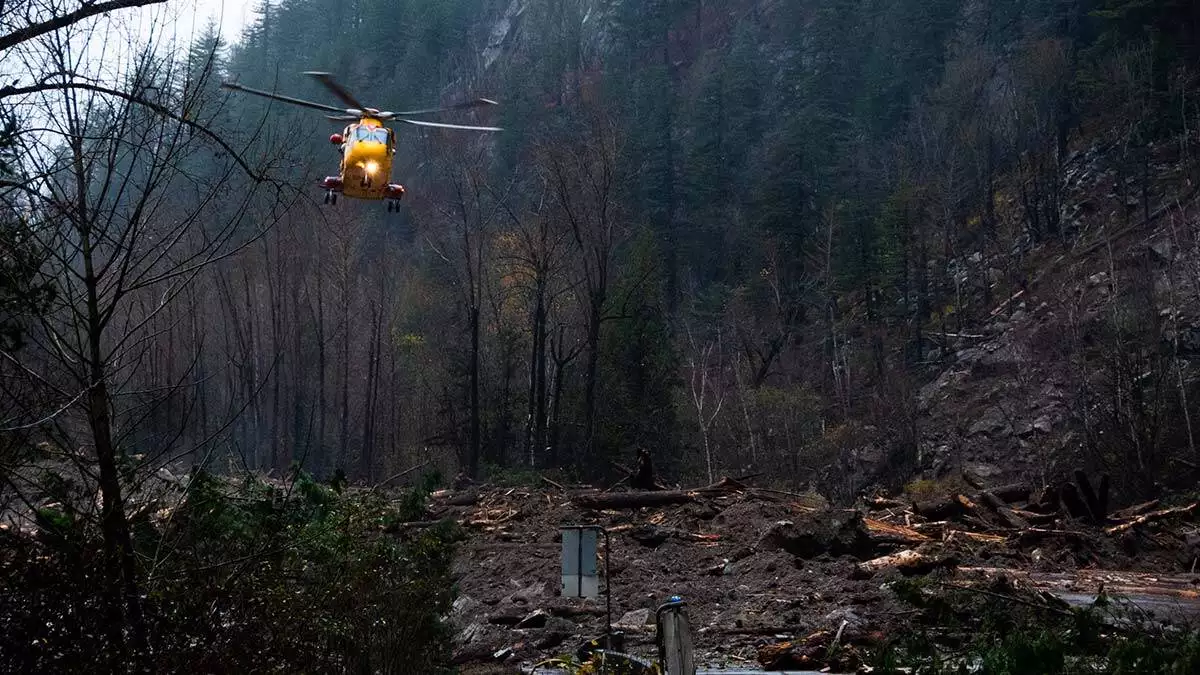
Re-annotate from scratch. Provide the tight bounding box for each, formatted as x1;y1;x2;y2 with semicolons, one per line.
433;482;1200;671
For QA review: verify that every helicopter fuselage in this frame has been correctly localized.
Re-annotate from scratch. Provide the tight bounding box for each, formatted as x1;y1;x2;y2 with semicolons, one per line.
335;118;398;200
220;73;497;208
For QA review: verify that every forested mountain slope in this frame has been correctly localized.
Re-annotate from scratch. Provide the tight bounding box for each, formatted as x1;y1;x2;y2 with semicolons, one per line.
25;0;1200;503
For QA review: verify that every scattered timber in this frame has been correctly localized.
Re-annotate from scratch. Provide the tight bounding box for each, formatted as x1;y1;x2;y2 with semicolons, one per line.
854;549;956;578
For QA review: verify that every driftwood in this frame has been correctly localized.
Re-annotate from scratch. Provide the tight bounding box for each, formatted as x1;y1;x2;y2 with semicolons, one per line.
1105;502;1199;535
854;549;955;578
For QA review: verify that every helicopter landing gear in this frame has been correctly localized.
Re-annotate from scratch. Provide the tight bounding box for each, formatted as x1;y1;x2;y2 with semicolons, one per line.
320;176;343;205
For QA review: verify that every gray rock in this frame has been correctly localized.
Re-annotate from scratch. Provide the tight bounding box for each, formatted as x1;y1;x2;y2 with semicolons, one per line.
1150;240;1174;262
824;607;864;630
615;608;652;630
457;622;487;644
516;609;550;629
968;407;1011;438
965;463;1003;479
452;596;484;621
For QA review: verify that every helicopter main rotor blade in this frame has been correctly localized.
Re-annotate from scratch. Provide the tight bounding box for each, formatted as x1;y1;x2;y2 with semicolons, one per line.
304;71;371;114
220;81;349;115
379;98;499;118
396;119;504;132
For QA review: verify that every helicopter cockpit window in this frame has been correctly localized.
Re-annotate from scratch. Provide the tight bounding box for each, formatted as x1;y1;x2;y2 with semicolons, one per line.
352;127;389;143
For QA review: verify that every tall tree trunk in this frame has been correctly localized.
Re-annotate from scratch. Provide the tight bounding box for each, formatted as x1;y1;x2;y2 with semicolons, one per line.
526;281;546;466
241;271;259;468
74;143;147;661
361;296;382;480
291;277;307;468
316;246;328;474
339;266;350;473
661;35;679;312
469;304;482;478
534;286;548;466
266;240;282;471
583;291;604;463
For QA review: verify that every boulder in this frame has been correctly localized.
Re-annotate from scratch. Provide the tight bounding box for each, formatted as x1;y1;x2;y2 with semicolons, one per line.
755;511;876;560
614;608;652;630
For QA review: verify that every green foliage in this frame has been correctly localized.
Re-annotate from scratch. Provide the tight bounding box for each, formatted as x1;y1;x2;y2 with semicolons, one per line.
874;578;1200;673
0;470;460;673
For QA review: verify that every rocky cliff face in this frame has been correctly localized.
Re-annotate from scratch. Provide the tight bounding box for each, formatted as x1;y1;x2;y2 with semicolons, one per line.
911;137;1200;498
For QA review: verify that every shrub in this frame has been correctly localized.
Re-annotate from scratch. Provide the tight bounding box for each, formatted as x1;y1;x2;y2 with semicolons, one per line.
0;470;461;674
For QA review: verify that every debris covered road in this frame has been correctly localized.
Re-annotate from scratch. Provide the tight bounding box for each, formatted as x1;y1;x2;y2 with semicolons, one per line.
427;478;1200;672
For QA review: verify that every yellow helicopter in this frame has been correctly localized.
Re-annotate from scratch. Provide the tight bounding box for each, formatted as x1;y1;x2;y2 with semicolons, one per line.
221;72;501;211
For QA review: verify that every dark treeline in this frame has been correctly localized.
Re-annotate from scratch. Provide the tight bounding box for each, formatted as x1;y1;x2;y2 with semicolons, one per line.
6;0;1200;498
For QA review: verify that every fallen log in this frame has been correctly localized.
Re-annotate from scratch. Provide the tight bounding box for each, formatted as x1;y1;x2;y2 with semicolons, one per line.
383;518;457;533
572;479;745;510
914;495;969;520
868;497;908;510
853;549;956;578
1008;507;1060;526
430;490;480;507
864;518;931;545
574;490;695;509
1012;528;1089;544
1111;499;1160;520
914;487;1029;521
979;491;1032;529
1105;502;1199;536
946;530;1007;544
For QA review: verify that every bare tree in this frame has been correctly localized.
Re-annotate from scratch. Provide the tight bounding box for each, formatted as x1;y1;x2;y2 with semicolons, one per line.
541;115;626;465
685;325;725;484
0;21;288;663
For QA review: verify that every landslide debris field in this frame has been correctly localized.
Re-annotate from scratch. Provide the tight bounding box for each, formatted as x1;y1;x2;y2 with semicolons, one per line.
432;477;1200;672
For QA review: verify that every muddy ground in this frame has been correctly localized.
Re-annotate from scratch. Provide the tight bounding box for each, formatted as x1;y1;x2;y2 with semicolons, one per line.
433;481;1200;672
